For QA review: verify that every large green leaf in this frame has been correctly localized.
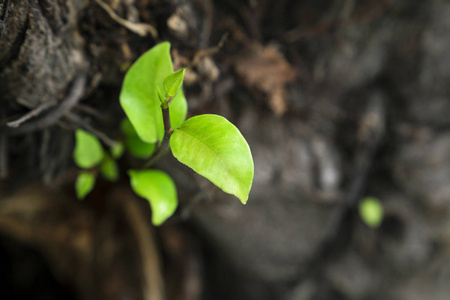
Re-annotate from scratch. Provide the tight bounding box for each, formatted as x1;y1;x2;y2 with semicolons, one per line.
119;42;187;143
75;171;96;199
120;119;156;159
73;129;105;169
170;114;254;204
129;170;178;225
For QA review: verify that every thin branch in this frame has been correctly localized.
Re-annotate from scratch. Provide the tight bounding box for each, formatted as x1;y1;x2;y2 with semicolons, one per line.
95;0;158;39
7;101;56;128
64;112;118;148
190;32;228;67
0;129;7;179
0;110;7;178
39;129;51;172
115;190;164;300
73;104;108;120
7;75;87;136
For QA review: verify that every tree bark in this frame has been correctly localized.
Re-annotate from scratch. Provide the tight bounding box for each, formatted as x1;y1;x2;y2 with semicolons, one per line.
1;1;450;300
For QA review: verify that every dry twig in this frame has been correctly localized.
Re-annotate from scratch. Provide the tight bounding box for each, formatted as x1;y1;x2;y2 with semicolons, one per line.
95;0;158;39
7;75;87;136
7;101;57;128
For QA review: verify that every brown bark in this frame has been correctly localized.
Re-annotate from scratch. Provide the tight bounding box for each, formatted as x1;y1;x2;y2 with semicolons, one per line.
1;1;450;300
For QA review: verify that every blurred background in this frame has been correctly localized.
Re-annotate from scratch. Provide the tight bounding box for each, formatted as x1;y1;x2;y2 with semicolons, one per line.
1;0;450;299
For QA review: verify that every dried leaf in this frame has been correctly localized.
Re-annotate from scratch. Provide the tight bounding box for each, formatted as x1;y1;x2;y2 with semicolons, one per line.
234;43;297;115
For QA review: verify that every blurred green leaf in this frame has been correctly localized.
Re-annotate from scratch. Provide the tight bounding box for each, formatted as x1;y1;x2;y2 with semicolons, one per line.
111;142;125;159
75;171;96;199
129;170;178;225
101;155;119;182
359;197;384;228
73;129;105;169
120;119;156;159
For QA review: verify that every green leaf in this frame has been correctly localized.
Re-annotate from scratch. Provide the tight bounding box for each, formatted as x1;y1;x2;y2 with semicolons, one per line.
120;119;156;159
157;85;166;104
111;142;125;159
75;171;96;199
73;129;105;169
359;197;384;228
170;114;254;204
129;170;178;226
171;88;188;131
120;42;187;143
163;68;186;99
100;155;119;182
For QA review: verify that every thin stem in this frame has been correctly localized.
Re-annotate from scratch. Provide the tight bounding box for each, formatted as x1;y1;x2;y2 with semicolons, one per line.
0;127;7;179
65;112;118;148
144;106;172;168
6;75;86;136
6;101;56;128
162;105;171;132
0;110;8;178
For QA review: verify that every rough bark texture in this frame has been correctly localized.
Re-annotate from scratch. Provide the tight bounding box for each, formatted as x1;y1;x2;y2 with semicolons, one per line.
1;0;450;299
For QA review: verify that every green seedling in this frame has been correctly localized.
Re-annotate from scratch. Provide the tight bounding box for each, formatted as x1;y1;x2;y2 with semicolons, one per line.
73;129;121;199
74;42;254;225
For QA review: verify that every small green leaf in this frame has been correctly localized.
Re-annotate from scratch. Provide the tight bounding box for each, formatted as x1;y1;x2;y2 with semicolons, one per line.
129;170;178;226
111;142;125;159
73;129;105;169
171;88;188;131
170;114;254;204
120;42;187;143
163;68;186;99
157;85;166;105
120;119;156;158
100;155;119;182
75;171;96;199
359;197;384;228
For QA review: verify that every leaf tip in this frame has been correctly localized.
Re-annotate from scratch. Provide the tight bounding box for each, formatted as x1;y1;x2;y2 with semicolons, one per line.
75;172;96;200
151;216;165;226
238;192;250;205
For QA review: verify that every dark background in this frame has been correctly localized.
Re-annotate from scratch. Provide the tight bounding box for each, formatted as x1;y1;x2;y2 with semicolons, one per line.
1;0;450;299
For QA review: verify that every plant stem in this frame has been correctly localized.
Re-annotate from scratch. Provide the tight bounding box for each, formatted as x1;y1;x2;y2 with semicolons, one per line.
144;106;172;167
162;105;171;133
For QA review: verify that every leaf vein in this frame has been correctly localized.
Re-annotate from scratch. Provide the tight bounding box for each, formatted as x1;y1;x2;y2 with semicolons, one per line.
176;128;235;179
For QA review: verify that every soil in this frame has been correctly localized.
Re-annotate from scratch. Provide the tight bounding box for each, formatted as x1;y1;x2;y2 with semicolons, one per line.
1;0;450;299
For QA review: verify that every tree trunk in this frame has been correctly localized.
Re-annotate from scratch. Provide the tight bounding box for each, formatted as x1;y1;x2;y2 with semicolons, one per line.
1;0;450;300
